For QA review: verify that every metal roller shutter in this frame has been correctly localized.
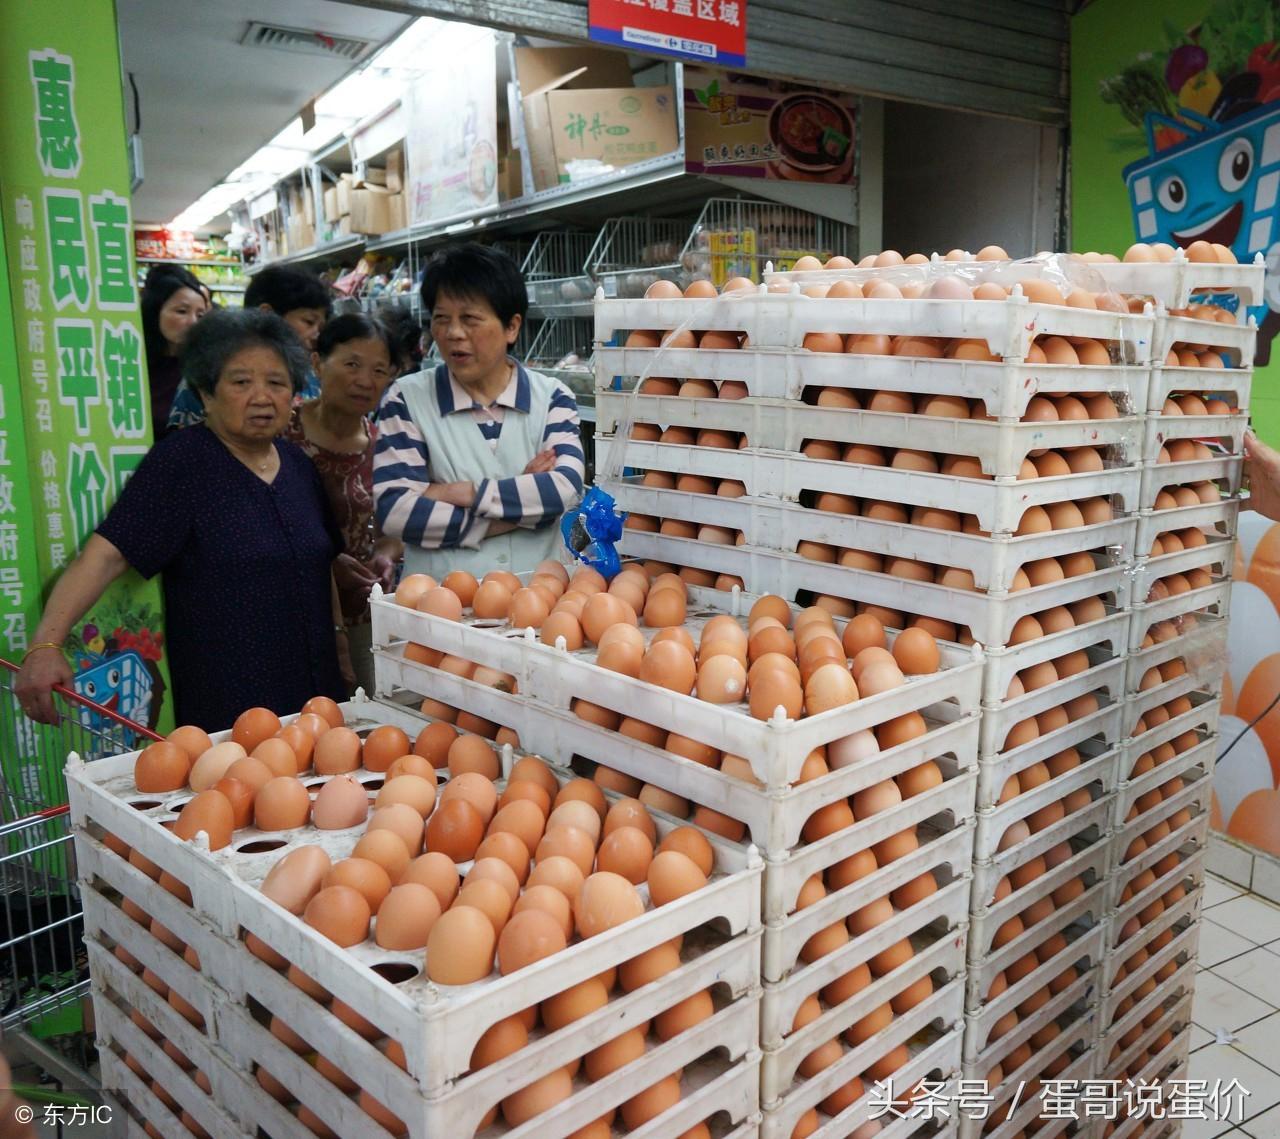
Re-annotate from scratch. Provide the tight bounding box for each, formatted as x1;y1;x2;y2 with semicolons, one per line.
346;0;1067;124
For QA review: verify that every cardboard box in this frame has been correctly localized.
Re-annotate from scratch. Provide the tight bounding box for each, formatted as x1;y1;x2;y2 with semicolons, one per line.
349;185;394;235
498;150;523;201
286;217;315;252
336;173;354;217
386;192;406;232
336;215;352;238
323;186;340;223
362;166;387;187
545;86;678;184
515;46;633;191
303;187;316;226
386;147;403;193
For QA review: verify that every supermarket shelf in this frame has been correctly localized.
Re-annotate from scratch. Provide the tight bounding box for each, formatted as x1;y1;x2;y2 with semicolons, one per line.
136;256;244;267
364;153;705;254
206;284;246;293
247;234;366;273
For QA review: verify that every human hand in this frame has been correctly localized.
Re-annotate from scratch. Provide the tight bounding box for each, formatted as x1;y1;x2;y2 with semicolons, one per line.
367;554;397;592
423;481;476;508
13;647;71;725
333;553;378;599
1244;431;1280;521
523;449;557;475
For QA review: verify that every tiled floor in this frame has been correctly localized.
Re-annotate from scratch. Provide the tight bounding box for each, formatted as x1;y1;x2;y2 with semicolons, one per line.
1190;875;1280;1137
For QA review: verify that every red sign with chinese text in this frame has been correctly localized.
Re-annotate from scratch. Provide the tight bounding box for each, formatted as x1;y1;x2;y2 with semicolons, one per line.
589;0;746;69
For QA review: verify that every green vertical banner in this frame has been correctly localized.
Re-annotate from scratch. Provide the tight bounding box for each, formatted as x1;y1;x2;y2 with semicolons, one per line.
0;0;171;783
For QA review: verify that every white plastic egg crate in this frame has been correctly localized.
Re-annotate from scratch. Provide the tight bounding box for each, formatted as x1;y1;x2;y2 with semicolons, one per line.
1138;452;1243;515
1089;255;1265;314
1100;894;1202;1029
1127;578;1232;653
372;596;982;849
759;973;967;1110
1147;354;1253;414
1097;997;1193;1098
1124;609;1227;697
1152;307;1257;370
599;436;1145;544
1140;406;1247;465
1112;725;1218;836
756;1014;963;1139
610;529;1135;653
595;388;1146;481
968;812;1112;967
1098;956;1197;1069
1134;497;1241;559
960;961;1098;1078
1130;538;1235;614
1105;824;1208;938
978;658;1127;772
973;738;1119;870
595;339;1152;422
592;290;1155;366
603;477;1141;598
762;818;973;991
67;701;770;1135
963;913;1106;1054
955;1011;1096;1139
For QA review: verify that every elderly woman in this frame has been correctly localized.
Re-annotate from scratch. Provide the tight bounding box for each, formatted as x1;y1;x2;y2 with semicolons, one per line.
287;313;402;694
16;309;347;731
373;243;585;579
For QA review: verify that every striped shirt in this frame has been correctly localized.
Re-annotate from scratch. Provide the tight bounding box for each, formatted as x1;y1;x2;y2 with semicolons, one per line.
373;362;585;551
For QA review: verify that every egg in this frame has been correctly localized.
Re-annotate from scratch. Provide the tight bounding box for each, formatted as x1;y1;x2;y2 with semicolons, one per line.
375;774;437;819
304;885;370;947
540;610;584;649
575;872;645;936
647;850;708;905
314;727;362;775
749;670;803;721
426;905;495;984
254;777;311;831
399;851;459;907
321;858;392;915
260;844;332;916
135;740;192;793
804;663;859;714
188;741;246;792
311;774;370;830
488;800;547;856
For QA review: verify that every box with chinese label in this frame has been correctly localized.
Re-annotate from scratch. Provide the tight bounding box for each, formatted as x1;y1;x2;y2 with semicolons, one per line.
545;86;678;184
514;45;677;191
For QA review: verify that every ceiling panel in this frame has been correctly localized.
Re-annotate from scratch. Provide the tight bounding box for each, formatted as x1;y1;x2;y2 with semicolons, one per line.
118;0;411;225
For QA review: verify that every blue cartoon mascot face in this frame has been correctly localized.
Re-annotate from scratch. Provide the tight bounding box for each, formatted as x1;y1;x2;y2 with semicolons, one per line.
1110;23;1280;361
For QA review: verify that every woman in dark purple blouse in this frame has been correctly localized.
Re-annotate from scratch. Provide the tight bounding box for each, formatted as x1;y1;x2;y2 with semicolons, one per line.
15;309;347;731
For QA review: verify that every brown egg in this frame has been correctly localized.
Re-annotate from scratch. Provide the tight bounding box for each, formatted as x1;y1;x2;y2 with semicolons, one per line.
254;777;311;831
426;905;495;984
648;850;709;904
639;640;697;694
395;574;439;608
304;885;370;947
135;741;192;793
445;734;498;781
488;800;547;856
314;727;362;775
188;740;246;792
596;825;655;884
541;610;584;650
575;872;645;937
426;797;486;861
398;851;459;907
323;857;392;913
312;774;370;830
375;774;437;819
525;856;585;905
233;707;282;754
357;726;409;774
168;724;213;763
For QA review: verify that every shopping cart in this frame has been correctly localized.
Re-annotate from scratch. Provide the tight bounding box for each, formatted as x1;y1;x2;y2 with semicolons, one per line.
0;657;161;1125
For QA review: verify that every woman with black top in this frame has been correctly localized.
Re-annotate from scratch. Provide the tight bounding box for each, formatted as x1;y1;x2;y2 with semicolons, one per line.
140;264;210;436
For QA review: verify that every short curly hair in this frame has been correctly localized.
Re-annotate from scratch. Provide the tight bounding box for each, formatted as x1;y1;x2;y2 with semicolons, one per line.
181;308;309;397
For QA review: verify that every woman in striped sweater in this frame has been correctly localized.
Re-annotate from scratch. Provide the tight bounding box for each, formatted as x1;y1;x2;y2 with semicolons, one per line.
372;243;585;581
